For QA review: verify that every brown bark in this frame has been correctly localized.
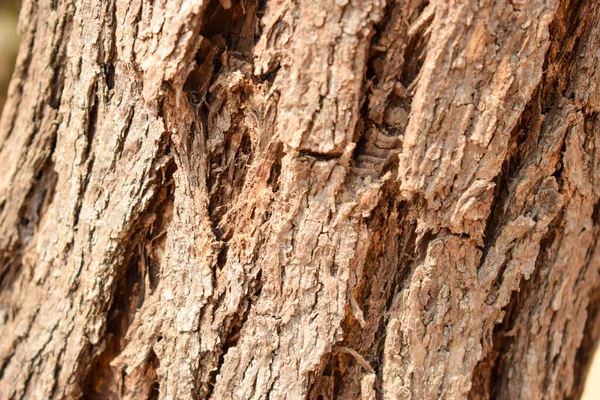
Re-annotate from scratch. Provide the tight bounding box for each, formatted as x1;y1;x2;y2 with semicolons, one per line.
1;0;600;399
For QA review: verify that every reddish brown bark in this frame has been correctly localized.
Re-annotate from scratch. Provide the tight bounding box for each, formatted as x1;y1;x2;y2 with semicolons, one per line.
1;0;600;399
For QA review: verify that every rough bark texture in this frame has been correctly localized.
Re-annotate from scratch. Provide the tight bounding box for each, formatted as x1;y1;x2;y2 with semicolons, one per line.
1;0;600;399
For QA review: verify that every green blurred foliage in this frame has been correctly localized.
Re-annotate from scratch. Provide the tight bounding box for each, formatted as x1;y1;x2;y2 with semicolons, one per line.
0;0;20;114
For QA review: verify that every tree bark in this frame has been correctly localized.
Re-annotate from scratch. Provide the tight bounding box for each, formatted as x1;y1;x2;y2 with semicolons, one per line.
1;0;600;398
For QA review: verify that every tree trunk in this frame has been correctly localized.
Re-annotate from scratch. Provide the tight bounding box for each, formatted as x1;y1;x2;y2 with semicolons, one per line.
1;0;600;398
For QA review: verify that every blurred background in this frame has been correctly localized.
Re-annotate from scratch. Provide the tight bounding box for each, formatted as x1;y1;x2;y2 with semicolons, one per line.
0;1;600;398
0;0;19;112
585;355;600;398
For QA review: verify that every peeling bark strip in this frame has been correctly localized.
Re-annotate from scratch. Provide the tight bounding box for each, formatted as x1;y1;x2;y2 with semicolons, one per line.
1;0;600;398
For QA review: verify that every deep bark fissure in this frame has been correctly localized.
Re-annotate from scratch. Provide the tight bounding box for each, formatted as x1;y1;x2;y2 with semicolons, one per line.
81;138;178;396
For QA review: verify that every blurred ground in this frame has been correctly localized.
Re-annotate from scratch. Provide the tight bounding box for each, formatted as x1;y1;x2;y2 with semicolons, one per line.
0;1;600;399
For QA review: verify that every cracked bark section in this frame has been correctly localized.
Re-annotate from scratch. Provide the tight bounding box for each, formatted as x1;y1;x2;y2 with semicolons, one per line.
1;0;600;399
